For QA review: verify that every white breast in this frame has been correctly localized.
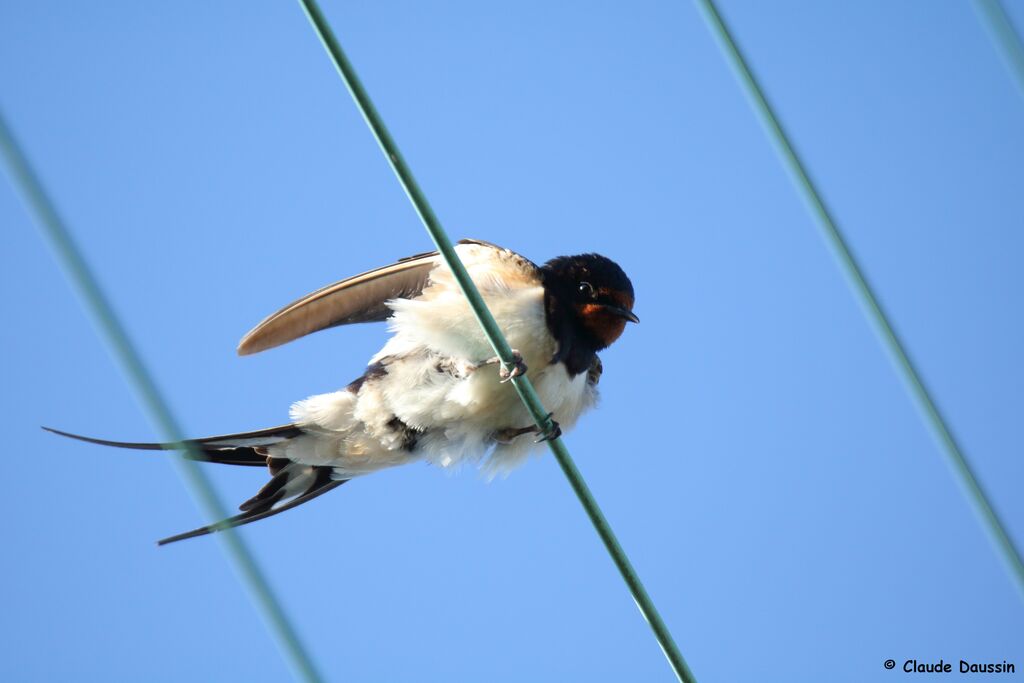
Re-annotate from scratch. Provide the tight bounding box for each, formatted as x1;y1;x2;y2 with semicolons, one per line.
284;241;599;478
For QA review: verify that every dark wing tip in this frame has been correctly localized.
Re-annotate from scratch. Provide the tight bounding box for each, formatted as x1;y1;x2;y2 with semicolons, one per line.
236;308;303;356
236;331;265;356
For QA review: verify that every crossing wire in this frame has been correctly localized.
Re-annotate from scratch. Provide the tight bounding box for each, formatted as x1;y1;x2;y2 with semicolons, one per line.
974;0;1024;99
694;0;1024;599
295;1;698;681
0;110;325;683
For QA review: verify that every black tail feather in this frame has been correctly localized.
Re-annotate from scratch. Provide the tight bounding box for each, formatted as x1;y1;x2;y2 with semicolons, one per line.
239;468;293;512
42;425;302;467
44;424;347;544
158;469;347;545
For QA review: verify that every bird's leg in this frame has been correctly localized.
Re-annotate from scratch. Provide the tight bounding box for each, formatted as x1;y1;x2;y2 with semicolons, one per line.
475;349;528;383
493;425;537;444
493;413;562;444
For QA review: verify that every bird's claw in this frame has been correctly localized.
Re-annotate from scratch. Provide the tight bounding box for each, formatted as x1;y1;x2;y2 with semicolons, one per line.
534;413;562;443
496;350;527;383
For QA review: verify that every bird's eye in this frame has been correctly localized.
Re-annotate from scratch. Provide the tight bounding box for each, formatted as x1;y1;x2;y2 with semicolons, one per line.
578;282;595;298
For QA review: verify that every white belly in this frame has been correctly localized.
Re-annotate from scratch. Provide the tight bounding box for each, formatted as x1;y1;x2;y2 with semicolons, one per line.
283;243;599;477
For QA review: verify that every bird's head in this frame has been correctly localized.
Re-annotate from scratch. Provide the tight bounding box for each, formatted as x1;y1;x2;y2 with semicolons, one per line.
541;253;638;351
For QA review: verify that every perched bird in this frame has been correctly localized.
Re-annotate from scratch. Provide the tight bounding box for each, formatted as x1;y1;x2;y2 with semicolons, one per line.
47;239;638;544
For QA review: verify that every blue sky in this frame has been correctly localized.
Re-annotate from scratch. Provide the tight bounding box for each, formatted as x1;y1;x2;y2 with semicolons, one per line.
2;1;1022;681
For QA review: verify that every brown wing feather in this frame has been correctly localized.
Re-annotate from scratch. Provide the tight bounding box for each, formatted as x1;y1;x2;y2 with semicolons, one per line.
237;251;440;355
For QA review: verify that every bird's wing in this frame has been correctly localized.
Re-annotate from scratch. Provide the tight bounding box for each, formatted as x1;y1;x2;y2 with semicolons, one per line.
237;249;440;355
237;239;538;355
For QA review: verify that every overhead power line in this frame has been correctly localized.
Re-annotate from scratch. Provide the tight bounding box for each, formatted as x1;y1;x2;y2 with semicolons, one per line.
694;0;1024;599
295;1;698;681
0;110;325;683
974;0;1024;99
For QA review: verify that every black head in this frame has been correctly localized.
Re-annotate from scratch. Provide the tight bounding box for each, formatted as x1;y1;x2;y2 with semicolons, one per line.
541;253;638;353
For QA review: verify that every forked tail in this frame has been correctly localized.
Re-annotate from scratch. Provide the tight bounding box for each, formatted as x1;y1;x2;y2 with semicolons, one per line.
44;425;347;544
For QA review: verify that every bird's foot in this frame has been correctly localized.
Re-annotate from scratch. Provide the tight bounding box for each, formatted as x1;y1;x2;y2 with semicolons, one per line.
477;350;527;383
535;414;562;443
493;413;561;444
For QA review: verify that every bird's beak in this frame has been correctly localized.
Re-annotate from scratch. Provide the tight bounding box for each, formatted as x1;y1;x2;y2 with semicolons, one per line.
601;304;640;323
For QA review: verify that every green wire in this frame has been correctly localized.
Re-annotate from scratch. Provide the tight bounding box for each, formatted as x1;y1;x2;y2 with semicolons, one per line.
974;0;1024;99
0;110;325;683
694;0;1024;599
295;1;697;681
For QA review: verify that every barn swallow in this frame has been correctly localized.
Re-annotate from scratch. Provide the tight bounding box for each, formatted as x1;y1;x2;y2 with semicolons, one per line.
47;239;638;544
